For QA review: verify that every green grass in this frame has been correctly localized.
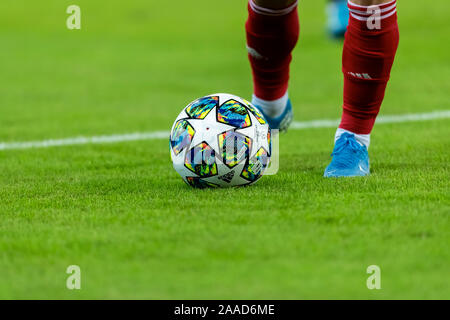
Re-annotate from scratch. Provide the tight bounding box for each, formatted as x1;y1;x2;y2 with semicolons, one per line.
0;0;449;299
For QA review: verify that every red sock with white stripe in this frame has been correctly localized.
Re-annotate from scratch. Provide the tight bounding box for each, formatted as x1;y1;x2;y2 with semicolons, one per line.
337;0;399;147
245;0;299;117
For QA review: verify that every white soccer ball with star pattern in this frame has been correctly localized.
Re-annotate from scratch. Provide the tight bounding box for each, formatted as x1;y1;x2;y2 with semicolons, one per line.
170;93;272;188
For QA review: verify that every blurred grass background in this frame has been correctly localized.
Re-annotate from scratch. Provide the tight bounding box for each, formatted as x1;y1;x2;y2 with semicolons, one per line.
0;0;448;141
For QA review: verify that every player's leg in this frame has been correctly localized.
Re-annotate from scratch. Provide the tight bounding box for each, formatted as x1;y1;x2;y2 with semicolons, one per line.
324;0;399;177
246;0;299;131
327;0;349;38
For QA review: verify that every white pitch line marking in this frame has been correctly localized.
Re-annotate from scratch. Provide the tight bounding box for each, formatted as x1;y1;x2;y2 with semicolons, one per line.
0;110;449;151
0;131;169;151
290;110;450;129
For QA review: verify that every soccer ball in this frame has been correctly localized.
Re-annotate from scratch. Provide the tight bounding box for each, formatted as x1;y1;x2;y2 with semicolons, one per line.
170;93;272;188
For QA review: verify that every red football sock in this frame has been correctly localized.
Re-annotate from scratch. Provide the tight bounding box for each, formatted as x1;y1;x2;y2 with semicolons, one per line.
245;0;299;101
339;0;399;134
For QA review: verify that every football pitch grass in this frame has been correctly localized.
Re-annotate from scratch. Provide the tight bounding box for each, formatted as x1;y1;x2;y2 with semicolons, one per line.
0;1;449;299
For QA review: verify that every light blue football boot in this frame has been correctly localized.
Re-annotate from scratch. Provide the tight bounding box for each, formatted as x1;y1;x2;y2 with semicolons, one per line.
324;132;370;177
254;99;293;132
327;0;349;39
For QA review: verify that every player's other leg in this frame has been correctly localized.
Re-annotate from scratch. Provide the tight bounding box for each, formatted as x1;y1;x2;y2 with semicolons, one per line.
324;0;399;177
327;0;349;38
246;0;299;131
